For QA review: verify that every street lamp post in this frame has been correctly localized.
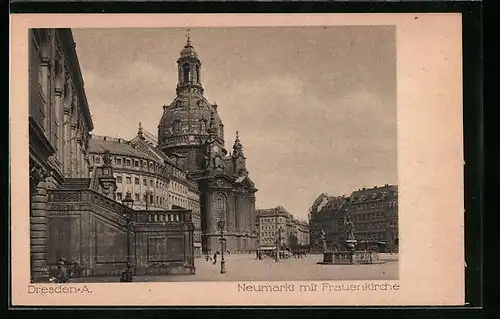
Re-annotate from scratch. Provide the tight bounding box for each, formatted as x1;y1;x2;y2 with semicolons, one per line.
254;229;260;260
275;209;279;262
121;191;134;282
388;220;397;254
217;220;226;274
387;221;395;255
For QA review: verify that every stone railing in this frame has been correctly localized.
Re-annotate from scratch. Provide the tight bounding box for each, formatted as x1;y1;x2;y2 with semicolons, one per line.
48;189;195;227
135;209;192;224
48;188;132;214
354;251;380;264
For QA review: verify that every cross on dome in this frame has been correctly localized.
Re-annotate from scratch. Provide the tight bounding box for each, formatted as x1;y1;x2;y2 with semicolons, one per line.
186;28;191;46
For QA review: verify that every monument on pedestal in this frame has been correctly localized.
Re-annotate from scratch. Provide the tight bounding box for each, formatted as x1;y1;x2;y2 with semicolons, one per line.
317;229;335;264
333;216;382;264
316;216;383;265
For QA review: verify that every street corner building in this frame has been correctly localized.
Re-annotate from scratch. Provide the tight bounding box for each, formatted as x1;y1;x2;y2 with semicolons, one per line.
27;28;258;282
308;185;398;253
255;206;310;252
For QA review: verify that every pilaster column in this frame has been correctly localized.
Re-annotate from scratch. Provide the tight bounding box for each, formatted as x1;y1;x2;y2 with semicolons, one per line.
70;123;77;177
63;107;71;177
30;163;51;282
83;153;89;177
226;193;234;231
250;196;256;232
76;141;82;177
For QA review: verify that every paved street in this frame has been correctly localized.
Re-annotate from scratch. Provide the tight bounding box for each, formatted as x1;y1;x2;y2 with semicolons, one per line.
71;253;398;283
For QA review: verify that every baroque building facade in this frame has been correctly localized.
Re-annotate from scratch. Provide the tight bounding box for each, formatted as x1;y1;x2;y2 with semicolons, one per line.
308;184;399;253
88;126;202;257
157;35;258;253
28;29;94;281
28;29;196;282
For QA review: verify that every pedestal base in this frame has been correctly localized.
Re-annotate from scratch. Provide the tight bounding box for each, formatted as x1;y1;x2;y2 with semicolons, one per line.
317;252;335;265
334;250;383;264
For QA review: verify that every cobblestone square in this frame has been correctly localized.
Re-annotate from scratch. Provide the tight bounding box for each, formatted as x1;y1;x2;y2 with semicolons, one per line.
71;253;398;283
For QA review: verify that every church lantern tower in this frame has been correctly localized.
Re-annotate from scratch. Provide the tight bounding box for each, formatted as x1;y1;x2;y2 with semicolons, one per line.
157;30;225;172
232;131;248;177
176;32;203;96
157;31;258;254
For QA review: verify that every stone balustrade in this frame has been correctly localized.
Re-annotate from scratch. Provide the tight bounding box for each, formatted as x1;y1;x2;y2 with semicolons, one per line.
136;210;192;224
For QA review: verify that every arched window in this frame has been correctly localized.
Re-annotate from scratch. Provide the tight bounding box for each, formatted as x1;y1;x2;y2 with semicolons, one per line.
195;65;200;83
173;119;181;135
182;63;190;82
200;119;206;133
214;193;227;221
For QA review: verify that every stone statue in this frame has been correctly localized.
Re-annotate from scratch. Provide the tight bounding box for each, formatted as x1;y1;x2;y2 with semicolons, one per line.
102;150;112;166
320;230;327;253
213;156;224;170
344;216;355;240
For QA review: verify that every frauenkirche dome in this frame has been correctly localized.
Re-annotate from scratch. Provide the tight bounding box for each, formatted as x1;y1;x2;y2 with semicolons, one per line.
158;32;225;168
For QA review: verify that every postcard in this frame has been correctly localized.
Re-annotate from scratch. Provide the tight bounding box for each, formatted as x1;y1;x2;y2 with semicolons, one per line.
10;13;464;306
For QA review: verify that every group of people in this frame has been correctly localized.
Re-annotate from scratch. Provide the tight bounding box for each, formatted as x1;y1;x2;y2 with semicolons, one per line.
205;250;231;264
291;250;308;258
49;257;76;283
255;249;307;260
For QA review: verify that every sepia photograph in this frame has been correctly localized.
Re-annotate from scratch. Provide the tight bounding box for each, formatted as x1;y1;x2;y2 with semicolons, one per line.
12;13;464;306
28;26;398;283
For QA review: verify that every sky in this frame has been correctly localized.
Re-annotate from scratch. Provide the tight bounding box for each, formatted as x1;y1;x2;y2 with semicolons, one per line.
72;26;397;221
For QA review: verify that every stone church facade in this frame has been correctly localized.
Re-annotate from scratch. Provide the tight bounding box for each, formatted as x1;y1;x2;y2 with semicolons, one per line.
157;35;259;254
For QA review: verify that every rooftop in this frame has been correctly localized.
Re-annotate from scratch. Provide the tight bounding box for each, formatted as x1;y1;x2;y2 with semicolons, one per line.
89;135;179;169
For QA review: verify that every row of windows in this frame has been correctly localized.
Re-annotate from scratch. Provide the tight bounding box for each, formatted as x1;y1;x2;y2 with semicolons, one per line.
116;191;196;208
92;154;186;180
116;192;167;206
259;217;286;223
351;201;397;210
260;224;284;230
116;175;167;188
353;222;389;230
355;232;387;241
335;212;389;225
114;174;190;196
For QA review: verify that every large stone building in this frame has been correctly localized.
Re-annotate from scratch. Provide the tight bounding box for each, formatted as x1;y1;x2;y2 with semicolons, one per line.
346;184;398;252
29;28;94;281
28;29;196;282
294;219;310;247
157;35;258;253
308;184;399;253
256;206;309;251
88;127;202;257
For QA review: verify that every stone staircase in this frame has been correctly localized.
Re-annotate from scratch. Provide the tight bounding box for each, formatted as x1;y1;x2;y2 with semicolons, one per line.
58;178;91;190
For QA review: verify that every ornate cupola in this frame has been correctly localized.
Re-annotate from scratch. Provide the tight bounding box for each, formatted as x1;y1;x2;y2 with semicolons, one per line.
232;131;244;157
157;30;226;173
232;131;247;176
137;122;145;140
176;29;203;96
